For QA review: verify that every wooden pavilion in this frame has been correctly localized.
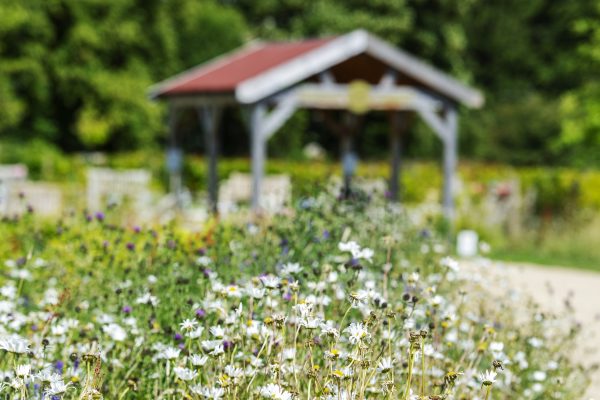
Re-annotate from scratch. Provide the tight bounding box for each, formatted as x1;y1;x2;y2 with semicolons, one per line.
150;29;484;219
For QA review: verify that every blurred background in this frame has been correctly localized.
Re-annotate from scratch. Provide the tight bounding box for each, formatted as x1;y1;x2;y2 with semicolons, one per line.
0;0;599;269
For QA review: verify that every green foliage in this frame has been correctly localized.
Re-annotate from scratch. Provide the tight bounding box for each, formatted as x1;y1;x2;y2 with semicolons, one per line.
458;0;598;166
0;0;246;150
556;84;600;167
461;94;562;165
226;0;413;42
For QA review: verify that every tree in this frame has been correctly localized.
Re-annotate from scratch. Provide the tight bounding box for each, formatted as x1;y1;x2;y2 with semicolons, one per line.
459;0;598;166
0;0;246;150
553;4;600;166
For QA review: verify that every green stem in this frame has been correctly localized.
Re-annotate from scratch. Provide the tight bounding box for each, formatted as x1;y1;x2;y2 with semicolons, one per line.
338;305;353;337
118;387;130;400
292;326;301;391
420;338;426;397
403;349;415;400
484;385;492;400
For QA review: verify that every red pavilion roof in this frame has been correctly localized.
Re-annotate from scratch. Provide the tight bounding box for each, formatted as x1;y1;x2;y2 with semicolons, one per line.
150;30;484;108
155;38;335;97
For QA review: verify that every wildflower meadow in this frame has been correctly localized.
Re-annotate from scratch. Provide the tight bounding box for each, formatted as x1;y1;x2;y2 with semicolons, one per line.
0;194;591;399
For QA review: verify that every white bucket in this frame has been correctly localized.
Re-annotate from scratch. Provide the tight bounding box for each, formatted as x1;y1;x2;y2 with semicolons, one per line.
457;230;479;258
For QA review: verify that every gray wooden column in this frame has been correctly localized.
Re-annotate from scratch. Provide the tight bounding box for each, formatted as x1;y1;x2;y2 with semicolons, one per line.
442;106;458;220
243;93;297;212
416;101;459;221
198;105;221;214
341;133;353;198
250;103;267;211
341;112;360;198
389;112;406;202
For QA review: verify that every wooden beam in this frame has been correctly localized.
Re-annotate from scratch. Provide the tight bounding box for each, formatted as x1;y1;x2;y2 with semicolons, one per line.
377;69;397;89
319;70;336;86
260;94;297;140
415;102;459;221
340;113;363;198
295;84;443;112
417;107;449;142
242;93;300;212
249;103;267;211
198;105;222;214
442;106;458;220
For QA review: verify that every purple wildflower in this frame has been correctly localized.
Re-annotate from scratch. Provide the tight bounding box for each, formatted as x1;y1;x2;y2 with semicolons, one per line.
55;360;64;374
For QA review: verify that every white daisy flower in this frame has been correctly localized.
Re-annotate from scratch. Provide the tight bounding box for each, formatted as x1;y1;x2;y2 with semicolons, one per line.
344;322;371;345
479;369;497;386
260;275;281;289
190;354;208;366
377;357;394;373
174;367;198;381
281;262;302;275
180;319;198;331
259;383;293;400
103;323;127;341
0;335;30;354
15;364;31;378
45;379;70;396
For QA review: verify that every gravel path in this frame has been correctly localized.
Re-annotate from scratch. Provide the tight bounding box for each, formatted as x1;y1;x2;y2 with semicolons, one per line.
466;260;600;398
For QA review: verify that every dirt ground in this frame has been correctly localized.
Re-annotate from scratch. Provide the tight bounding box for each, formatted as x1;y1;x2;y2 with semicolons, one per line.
465;259;600;399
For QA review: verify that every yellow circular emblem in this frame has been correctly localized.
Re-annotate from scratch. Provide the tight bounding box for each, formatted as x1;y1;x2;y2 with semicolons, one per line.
348;80;371;114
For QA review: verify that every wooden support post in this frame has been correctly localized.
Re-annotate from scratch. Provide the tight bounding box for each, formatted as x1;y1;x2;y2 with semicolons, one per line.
442;106;458;220
416;100;459;221
250;103;267;211
199;106;221;214
243;94;297;213
389;112;405;202
340;112;361;198
341;133;353;198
